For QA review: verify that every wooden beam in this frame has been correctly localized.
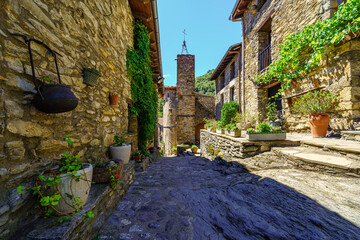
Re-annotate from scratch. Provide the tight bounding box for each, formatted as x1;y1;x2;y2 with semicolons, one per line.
132;11;151;22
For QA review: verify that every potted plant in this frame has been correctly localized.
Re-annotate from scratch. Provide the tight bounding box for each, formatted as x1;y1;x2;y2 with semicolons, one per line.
293;90;338;137
225;124;242;137
266;101;280;127
205;119;217;133
191;145;198;154
246;122;286;141
216;121;225;134
92;159;123;189
172;146;177;155
17;135;94;220
83;68;101;86
109;135;131;164
132;150;143;162
109;92;119;105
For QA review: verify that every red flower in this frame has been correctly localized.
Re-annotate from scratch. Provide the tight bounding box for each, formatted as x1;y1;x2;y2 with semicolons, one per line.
119;177;122;180
115;174;119;179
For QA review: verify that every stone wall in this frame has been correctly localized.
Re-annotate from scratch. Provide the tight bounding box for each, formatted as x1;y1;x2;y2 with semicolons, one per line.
176;54;196;143
0;0;137;238
215;55;240;120
195;93;215;126
241;0;359;130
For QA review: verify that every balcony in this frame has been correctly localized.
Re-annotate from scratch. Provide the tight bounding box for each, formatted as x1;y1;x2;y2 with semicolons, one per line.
259;44;271;71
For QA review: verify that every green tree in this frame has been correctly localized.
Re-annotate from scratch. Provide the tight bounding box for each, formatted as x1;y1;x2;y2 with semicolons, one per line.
195;69;215;96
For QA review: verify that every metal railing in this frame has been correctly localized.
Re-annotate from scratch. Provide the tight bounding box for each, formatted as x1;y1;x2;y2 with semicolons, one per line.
259;44;271;71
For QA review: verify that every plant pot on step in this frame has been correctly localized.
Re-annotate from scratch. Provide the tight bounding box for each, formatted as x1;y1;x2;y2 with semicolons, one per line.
309;113;330;138
83;68;101;86
109;92;119;105
92;160;123;183
45;163;93;215
109;144;131;164
191;148;198;154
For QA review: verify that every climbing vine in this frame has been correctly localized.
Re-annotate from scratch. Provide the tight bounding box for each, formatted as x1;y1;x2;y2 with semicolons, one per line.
126;20;158;151
256;0;360;95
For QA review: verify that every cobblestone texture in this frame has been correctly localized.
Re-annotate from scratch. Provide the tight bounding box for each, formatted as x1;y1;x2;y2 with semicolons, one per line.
98;154;360;239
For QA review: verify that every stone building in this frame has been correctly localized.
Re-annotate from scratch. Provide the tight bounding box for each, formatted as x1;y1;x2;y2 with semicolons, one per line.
161;54;215;156
0;0;162;238
210;43;242;120
229;0;360;131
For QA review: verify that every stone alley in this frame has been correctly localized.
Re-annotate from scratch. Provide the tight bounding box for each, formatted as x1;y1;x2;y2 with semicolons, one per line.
98;153;360;240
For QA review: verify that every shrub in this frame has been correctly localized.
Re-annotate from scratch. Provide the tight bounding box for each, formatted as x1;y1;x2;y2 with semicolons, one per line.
205;118;217;128
293;90;338;115
256;122;272;133
225;123;239;131
217;121;225;129
221;101;239;125
191;145;197;149
246;128;256;133
266;101;277;122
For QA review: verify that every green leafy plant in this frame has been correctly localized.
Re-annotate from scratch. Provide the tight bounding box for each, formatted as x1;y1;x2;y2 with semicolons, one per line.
256;122;272;133
293;90;338;115
191;145;198;149
255;0;360;96
109;163;123;190
225;123;240;131
83;211;95;223
17;135;93;221
246;128;256;133
113;135;125;146
217;121;225;129
44;77;56;84
127;20;158;151
266;101;277;122
172;147;177;153
221;101;239;125
204;118;217;128
159;148;164;154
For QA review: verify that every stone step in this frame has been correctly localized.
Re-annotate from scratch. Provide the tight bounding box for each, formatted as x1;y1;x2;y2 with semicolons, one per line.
273;147;360;177
341;131;360;142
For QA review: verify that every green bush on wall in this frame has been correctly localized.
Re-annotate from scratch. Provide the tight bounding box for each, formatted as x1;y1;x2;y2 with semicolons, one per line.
126;20;158;151
221;101;239;125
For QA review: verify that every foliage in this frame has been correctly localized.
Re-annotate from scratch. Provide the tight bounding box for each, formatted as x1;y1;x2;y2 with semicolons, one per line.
127;20;158;151
225;123;240;131
246;128;256;133
83;211;95;223
217;121;225;129
133;150;142;156
255;0;360;95
293;90;338;115
17;135;94;221
266;101;277;122
256;122;272;133
159;148;164;154
204;118;217;128
191;145;198;149
44;77;56;84
221;101;239;125
195;69;215;96
113;135;125;146
172;147;177;153
158;98;164;118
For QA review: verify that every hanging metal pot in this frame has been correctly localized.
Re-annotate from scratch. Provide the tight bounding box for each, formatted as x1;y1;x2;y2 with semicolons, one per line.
12;34;78;113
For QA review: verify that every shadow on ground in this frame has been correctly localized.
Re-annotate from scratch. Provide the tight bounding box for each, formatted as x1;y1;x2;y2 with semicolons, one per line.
99;155;360;240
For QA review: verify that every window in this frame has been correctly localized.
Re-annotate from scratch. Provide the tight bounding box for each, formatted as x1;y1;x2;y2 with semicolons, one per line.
230;87;235;102
230;62;235;80
220;74;225;90
221;94;224;106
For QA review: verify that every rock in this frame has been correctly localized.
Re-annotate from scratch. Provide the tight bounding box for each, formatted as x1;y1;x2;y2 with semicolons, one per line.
5;73;36;93
9;163;29;175
0;212;9;226
9;185;31;212
37;139;68;155
0;205;10;216
104;133;114;147
6;120;52;137
5;100;24;118
81;133;93;145
5;141;25;161
0;168;9;178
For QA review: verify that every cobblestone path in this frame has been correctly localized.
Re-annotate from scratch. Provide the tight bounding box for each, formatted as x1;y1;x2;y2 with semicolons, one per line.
98;154;360;240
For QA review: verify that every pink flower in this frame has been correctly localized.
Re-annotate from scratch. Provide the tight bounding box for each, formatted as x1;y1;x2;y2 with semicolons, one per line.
115;174;119;179
119;177;122;180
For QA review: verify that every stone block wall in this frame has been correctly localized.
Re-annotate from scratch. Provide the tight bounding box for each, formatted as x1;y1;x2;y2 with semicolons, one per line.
0;0;137;238
195;93;215;125
176;54;196;143
241;0;359;130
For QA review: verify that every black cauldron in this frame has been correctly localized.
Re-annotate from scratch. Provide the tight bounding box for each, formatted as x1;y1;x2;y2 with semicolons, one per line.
33;84;78;113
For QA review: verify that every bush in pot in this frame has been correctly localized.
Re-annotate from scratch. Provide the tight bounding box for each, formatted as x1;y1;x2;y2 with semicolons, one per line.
216;121;225;134
109;135;131;164
221;101;239;125
205;118;217;132
225;123;242;137
293;90;338;137
17;135;94;222
191;145;198;154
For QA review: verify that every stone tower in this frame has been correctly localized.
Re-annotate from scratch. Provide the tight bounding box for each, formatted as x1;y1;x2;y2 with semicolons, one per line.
163;89;177;156
176;54;196;144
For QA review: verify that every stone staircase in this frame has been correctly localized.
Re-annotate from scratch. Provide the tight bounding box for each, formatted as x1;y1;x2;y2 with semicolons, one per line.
272;136;360;177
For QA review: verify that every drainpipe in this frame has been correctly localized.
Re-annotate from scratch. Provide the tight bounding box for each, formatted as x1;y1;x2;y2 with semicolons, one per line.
241;19;245;114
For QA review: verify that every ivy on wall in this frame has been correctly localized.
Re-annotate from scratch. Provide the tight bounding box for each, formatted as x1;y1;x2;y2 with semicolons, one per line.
126;20;158;151
256;0;360;95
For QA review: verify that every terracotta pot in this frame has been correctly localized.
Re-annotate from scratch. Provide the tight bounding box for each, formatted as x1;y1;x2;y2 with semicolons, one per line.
109;92;119;105
308;113;330;138
191;148;198;154
93;160;123;183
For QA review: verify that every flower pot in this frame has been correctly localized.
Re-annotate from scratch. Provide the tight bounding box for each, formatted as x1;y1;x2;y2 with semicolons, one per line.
226;129;242;137
33;84;78;113
246;132;286;141
191;148;198;154
109;144;131;164
50;163;93;215
92;160;122;183
216;129;225;134
83;68;101;86
309;113;330;138
109;93;119;105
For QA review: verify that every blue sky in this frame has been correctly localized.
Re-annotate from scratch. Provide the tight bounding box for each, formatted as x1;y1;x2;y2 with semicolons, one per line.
157;0;242;86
